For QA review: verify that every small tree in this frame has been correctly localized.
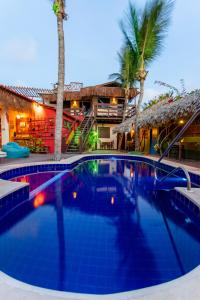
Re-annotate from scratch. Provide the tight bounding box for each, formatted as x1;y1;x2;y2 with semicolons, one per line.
87;129;99;151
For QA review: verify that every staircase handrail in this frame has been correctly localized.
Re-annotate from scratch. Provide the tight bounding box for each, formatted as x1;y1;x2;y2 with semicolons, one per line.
158;107;200;162
81;118;95;151
126;105;136;119
160;125;180;155
79;109;94;152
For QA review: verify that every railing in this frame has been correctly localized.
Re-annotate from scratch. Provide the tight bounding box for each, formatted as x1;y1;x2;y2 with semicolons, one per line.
79;110;94;152
94;103;136;119
126;105;136;119
155;166;192;191
64;107;85;117
64;119;78;152
95;103;124;117
158;108;200;162
159;125;180;155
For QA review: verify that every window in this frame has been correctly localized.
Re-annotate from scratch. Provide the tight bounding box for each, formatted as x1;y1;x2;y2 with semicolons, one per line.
98;127;110;138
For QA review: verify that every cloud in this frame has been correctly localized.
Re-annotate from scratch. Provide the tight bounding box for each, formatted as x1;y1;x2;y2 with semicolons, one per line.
0;37;38;63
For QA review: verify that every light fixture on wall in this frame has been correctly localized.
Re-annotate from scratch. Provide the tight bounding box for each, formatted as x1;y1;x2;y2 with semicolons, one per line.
16;114;21;120
179;119;184;125
111;97;117;105
33;103;43;114
131;128;135;137
72;100;78;108
152;128;158;138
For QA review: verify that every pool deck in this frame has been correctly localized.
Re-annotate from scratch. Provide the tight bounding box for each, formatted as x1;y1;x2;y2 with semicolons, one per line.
0;152;200;174
0;153;200;300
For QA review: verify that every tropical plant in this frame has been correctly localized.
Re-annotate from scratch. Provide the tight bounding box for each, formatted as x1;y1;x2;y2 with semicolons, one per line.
51;0;67;160
155;79;187;96
109;45;138;149
142;92;173;110
87;129;99;151
121;0;174;151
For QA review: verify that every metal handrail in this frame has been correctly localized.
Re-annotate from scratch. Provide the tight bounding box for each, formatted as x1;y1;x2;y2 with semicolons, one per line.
160;125;180;154
158;107;200;162
155;166;191;191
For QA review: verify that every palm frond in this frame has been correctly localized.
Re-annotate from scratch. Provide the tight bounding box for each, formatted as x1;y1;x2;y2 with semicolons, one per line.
108;73;122;82
109;45;138;89
121;0;174;69
139;0;174;63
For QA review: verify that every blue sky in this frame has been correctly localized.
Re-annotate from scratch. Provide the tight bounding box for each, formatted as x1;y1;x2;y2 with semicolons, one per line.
0;0;200;102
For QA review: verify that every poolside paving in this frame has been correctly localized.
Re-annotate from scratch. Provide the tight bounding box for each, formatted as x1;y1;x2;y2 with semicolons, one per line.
0;153;75;167
0;152;199;177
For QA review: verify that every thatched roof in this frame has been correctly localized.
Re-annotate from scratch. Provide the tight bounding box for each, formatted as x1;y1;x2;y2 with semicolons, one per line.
114;90;200;133
0;85;34;112
41;81;139;103
5;86;52;101
0;85;76;121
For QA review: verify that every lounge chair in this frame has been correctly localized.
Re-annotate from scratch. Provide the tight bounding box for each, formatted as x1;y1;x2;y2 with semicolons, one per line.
2;142;30;158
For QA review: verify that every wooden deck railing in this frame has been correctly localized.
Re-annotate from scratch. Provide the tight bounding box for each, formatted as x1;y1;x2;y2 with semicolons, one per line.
64;104;136;119
95;103;136;119
63;107;85;117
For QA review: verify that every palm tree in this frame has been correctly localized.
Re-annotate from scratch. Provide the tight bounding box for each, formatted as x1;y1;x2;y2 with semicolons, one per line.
121;0;174;151
52;0;67;161
109;45;137;150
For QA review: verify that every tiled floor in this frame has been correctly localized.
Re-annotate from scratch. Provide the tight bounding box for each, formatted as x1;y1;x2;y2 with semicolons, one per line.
147;155;200;175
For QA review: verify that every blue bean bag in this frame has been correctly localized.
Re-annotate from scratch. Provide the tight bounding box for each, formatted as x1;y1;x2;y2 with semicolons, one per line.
2;142;30;159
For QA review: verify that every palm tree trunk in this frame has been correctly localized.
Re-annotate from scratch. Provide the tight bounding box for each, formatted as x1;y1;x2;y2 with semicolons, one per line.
135;79;144;151
54;12;65;161
118;88;129;150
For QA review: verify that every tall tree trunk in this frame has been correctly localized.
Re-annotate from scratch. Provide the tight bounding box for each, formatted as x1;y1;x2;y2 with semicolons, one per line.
118;87;129;151
135;79;144;151
54;12;65;161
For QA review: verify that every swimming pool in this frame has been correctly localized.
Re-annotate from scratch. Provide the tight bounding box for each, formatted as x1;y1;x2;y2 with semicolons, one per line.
0;157;200;295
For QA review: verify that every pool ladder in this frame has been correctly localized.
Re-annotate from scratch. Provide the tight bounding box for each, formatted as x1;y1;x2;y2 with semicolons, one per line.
155;166;192;191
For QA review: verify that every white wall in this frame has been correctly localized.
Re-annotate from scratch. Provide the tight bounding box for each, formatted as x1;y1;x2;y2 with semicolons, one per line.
97;124;118;149
1;108;9;146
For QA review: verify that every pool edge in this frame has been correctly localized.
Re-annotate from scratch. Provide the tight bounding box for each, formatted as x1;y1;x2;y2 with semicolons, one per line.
0;153;200;300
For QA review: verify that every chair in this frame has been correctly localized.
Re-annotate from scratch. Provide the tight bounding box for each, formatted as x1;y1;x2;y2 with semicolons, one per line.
2;142;30;158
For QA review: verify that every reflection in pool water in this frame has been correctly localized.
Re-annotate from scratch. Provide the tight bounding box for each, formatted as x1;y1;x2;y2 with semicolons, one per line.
0;159;200;294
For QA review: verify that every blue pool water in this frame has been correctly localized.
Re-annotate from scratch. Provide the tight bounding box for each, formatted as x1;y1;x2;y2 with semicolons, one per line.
0;159;200;294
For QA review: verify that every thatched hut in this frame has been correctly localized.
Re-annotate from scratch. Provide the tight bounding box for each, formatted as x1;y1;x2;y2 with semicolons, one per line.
114;91;200;160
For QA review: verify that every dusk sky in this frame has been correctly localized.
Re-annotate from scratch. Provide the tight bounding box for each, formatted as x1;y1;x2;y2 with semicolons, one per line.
0;0;199;103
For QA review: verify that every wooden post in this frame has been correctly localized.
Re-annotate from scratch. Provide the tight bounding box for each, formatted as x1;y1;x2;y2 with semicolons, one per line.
178;142;182;161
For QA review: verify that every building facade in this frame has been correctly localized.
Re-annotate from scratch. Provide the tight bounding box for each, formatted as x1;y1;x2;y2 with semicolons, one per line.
41;81;138;152
0;85;78;154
